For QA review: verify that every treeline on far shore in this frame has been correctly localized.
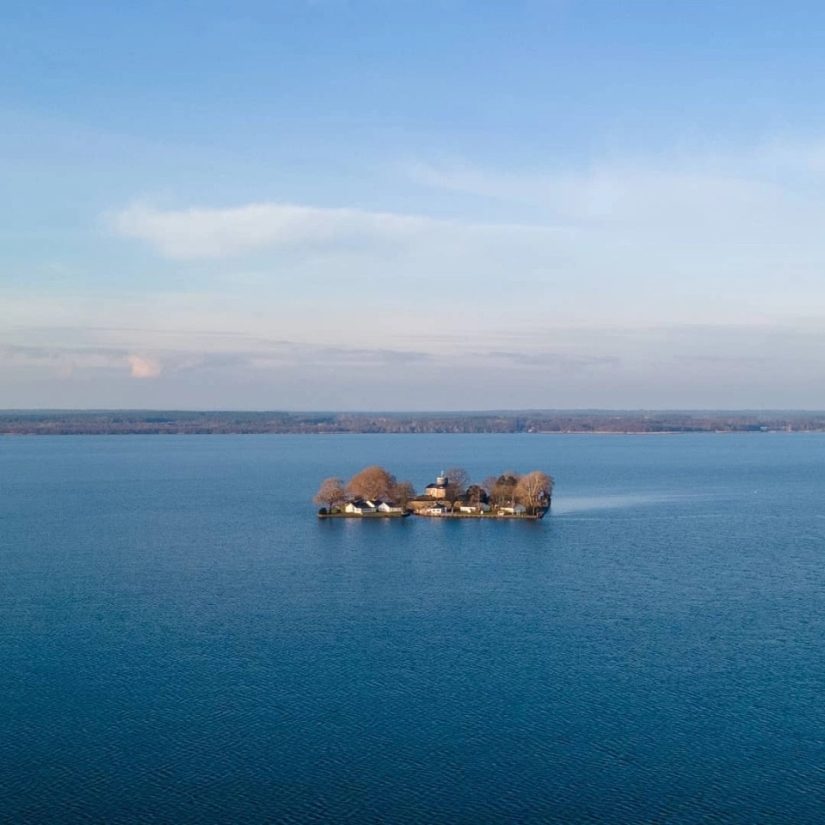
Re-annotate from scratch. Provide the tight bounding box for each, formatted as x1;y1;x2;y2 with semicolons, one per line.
2;410;825;435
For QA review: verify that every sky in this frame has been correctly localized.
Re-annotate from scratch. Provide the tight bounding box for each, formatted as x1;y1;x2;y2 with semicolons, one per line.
3;0;825;410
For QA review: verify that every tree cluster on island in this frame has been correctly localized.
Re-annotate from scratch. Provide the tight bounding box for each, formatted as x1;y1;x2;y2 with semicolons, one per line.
314;466;553;517
313;466;416;514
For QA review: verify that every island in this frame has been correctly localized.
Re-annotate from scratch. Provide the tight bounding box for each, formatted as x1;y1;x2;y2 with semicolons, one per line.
315;466;553;519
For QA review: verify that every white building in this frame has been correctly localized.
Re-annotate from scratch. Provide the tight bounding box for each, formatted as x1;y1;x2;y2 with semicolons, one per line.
344;500;377;515
459;503;490;514
497;504;527;515
422;502;451;515
377;502;404;514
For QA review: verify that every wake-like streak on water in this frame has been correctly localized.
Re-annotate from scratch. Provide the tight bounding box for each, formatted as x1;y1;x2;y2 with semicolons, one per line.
552;491;703;515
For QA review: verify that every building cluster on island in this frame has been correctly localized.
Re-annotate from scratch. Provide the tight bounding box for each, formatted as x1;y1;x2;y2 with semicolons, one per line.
314;466;553;519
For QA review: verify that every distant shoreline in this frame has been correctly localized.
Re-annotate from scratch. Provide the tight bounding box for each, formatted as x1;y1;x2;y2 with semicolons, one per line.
0;411;821;436
2;431;818;437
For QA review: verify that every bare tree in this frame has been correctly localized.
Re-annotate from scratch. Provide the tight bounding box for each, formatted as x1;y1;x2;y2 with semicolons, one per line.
391;480;416;508
313;477;347;512
347;466;396;501
444;467;471;500
466;484;487;505
515;471;554;512
491;471;521;507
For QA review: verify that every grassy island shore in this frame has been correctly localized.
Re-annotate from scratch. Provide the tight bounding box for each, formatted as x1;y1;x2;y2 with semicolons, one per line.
317;511;410;519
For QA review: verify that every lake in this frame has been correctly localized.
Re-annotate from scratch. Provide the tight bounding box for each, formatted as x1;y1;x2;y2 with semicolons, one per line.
0;434;823;823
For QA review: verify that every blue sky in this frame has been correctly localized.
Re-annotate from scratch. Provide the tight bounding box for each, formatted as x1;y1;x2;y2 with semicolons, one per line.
4;0;825;409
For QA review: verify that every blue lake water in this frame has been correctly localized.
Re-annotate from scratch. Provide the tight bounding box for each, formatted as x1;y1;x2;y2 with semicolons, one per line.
0;434;824;823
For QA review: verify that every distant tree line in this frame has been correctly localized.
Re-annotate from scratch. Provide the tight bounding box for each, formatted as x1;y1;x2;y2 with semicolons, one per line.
1;410;823;435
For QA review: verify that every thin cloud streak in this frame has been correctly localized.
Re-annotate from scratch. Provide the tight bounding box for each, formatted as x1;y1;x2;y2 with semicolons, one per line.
112;201;444;260
109;200;568;262
408;148;825;261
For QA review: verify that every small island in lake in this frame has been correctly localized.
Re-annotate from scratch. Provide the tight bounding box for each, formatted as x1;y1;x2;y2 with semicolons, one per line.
315;467;553;519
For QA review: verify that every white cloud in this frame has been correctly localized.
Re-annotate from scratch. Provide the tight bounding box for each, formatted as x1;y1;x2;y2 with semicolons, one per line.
127;355;162;378
111;201;439;260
